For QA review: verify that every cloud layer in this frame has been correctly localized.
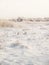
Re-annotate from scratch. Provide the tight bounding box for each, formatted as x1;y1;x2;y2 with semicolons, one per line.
0;0;49;19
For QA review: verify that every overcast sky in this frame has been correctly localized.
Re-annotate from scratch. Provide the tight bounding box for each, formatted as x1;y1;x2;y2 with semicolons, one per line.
0;0;49;19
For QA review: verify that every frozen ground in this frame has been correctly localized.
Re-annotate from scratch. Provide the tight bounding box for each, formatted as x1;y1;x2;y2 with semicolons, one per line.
0;21;49;65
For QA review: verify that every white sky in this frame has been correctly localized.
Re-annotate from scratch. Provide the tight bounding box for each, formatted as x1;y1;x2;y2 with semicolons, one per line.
0;0;49;19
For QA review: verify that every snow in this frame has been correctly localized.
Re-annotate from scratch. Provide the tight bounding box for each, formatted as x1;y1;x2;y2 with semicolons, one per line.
0;21;49;65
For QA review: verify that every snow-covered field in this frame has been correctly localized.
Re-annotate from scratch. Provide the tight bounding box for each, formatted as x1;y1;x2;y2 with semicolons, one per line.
0;21;49;65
